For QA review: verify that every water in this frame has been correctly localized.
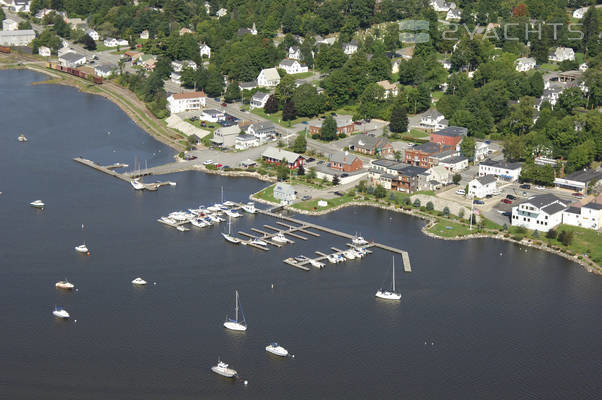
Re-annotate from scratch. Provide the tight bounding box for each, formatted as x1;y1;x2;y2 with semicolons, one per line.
1;70;601;399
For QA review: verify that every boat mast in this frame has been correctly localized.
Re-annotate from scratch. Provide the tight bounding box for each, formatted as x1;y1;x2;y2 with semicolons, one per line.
235;290;239;322
221;186;224;203
392;257;395;292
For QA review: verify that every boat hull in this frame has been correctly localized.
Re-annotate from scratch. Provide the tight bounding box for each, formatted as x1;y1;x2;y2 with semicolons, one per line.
375;290;401;300
224;321;247;331
55;282;74;290
222;233;240;244
75;245;88;253
266;346;288;357
52;310;70;319
211;366;237;377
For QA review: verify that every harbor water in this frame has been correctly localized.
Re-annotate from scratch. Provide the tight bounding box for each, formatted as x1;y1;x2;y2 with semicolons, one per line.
1;69;601;399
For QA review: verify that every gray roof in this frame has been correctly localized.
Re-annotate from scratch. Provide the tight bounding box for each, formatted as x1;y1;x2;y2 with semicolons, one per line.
262;146;303;162
351;135;391;150
399;166;428;177
524;194;566;209
475;175;497;185
583;202;602;210
422;108;443;119
372;159;406;172
236;134;256;141
280;59;297;66
249;121;275;132
480;159;522;170
95;64;115;73
541;202;567;215
434;126;468;137
203;109;224;117
0;29;35;37
561;169;602;183
431;149;458;160
441;156;467;165
329;151;360;165
239;80;258;89
412;142;448;154
59;52;85;62
251;91;270;101
564;206;581;214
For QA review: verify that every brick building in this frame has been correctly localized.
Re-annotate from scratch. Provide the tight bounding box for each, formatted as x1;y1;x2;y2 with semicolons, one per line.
328;152;363;172
404;142;452;168
429;126;467;148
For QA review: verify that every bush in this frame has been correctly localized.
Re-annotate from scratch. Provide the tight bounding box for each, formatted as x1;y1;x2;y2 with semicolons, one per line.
311;133;320;139
178;152;185;158
206;164;218;170
452;173;462;185
503;223;508;231
546;229;558;239
514;226;527;234
532;230;539;238
413;199;421;207
338;133;347;139
443;206;450;216
426;201;434;211
558;230;574;246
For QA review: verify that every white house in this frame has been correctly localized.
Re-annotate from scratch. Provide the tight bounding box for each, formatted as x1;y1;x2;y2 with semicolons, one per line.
7;0;31;12
103;38;128;48
58;52;86;67
216;8;228;18
343;40;358;55
234;134;259;150
439;156;468;172
250;91;270;110
562;203;602;230
511;194;568;232
85;29;99;41
469;175;497;198
278;59;308;74
38;45;51;57
94;64;118;77
257;68;280;87
426;165;452;185
572;6;602;19
200;109;225;123
140;30;149;40
211;125;241;148
474;142;490;162
430;0;454;12
420;108;448;131
166;91;207;114
549;47;575;62
2;18;18;31
515;57;536;72
247;121;276;143
171;60;197;72
478;160;522;182
376;80;399;98
170;72;181;85
199;43;211;58
288;46;301;60
446;8;461;21
0;29;35;46
273;182;296;205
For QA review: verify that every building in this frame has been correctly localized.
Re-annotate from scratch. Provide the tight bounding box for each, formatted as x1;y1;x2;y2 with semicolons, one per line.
200;108;225;122
446;7;461;20
468;175;497;198
419;108;448;131
376;80;399;98
343;40;358;55
549;47;575;62
278;59;308;74
171;60;197;72
85;29;99;41
38;45;51;57
553;169;602;194
562;202;602;230
247;121;276;143
273;182;296;205
257;68;280;87
404;142;452;169
430;0;454;12
234;134;259;150
211;125;241;148
328;151;363;172
308;116;354;136
7;0;31;12
170;72;181;85
426;165;452;186
478;159;522;182
0;29;35;46
103;38;128;47
216;8;228;18
58;52;86;67
438;156;468;172
239;80;258;91
511;194;568;232
94;64;118;78
140;30;149;40
166;91;207;114
199;43;211;58
348;135;393;157
429;126;467;148
250;92;270;109
288;46;301;60
179;27;193;36
515;57;536;72
261;147;305;169
474;142;490;162
2;18;18;31
368;160;427;193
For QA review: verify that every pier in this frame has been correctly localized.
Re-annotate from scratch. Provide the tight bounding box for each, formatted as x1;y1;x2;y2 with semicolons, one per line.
74;157;172;191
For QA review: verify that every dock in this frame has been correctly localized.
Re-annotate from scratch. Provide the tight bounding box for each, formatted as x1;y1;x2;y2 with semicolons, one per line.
74;157;172;191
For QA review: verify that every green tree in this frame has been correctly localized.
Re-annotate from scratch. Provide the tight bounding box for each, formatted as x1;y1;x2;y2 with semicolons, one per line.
76;34;96;51
393;151;402;162
320;115;338;141
503;135;526;162
332;175;340;185
18;21;32;30
566;140;595;173
413;199;421;207
277;159;290;181
389;102;408;133
293;84;325;117
297;163;305;176
263;95;279;114
204;67;224;97
374;185;387;198
282;100;297;121
275;74;296;105
292;133;307;153
307;166;317;180
358;83;386;120
452;173;462;185
460;136;476;160
443;206;450;216
224;82;241;103
426;201;434;211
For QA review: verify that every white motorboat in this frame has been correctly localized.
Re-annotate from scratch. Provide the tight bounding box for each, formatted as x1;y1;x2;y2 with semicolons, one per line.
211;359;237;378
130;179;145;190
18;133;28;142
327;254;339;263
351;248;364;258
250;237;267;247
223;201;235;207
190;218;208;228
176;225;190;232
222;216;240;244
309;259;325;268
376;257;402;300
242;202;256;213
30;200;45;208
75;244;89;253
159;216;177;225
52;306;70;319
265;343;289;357
132;277;147;285
271;232;288;244
352;234;368;245
207;205;221;212
224;209;242;218
169;212;190;221
224;290;247;331
55;279;74;290
168;181;177;186
343;250;356;260
208;214;224;223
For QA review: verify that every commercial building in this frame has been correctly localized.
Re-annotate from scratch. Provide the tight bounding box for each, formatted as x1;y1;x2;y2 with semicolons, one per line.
308;116;354;136
211;125;241;148
553;169;602;194
478;160;522;182
328;152;363;172
404;142;452;169
348;135;393;157
468;175;497;198
0;29;35;46
429;126;467;148
166;91;206;113
511;194;568;232
261;147;305;169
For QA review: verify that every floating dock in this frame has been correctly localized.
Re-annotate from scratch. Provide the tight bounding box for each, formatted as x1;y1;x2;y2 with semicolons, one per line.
73;157;171;191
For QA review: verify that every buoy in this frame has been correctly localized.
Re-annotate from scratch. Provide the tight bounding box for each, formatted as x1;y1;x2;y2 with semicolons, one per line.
153;282;157;285
74;320;77;323
244;380;248;385
292;354;295;358
75;288;79;292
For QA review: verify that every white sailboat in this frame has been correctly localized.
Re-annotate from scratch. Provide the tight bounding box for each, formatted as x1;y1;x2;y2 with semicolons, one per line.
75;224;89;254
52;306;70;319
130;158;145;190
224;290;247;331
375;257;402;300
221;216;240;244
30;200;45;208
266;343;289;357
211;358;238;378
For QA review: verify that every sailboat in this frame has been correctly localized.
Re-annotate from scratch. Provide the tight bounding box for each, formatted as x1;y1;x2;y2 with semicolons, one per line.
224;290;247;331
30;200;45;208
75;224;89;254
130;158;145;190
375;257;401;300
221;216;240;244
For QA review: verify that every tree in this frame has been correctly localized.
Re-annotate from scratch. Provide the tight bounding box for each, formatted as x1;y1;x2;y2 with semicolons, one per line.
374;185;387;198
293;84;325;117
393;151;402;162
18;21;32;30
263;95;279;114
558;230;574;246
460;136;476;160
282;100;297;121
389;102;408;133
566;140;595;173
357;180;367;193
224;82;241;103
320;115;338;141
275;74;297;105
503;135;526;162
77;34;96;50
413;199;421;207
297;163;305;176
443;206;450;216
452;173;462;185
307;167;317;180
426;201;434;211
332;175;340;185
204;67;224;97
277;159;290;181
292;133;307;153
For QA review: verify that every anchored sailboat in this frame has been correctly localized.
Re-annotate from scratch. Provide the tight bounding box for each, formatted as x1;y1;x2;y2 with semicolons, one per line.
221;215;240;244
224;290;247;331
75;224;89;254
375;256;401;300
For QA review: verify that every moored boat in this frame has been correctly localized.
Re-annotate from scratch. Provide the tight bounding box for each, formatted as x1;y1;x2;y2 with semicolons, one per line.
75;244;89;253
224;290;247;331
375;257;402;300
132;277;147;285
52;306;70;319
265;342;289;357
30;200;45;208
242;202;256;213
55;279;74;290
271;232;288;244
211;359;237;378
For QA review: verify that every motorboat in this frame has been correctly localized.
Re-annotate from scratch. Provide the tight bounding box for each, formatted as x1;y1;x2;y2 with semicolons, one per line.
336;254;345;263
30;200;45;208
207;205;221;212
271;232;288;244
176;225;190;232
211;359;237;378
309;259;325;268
223;201;235;207
55;279;74;290
130;179;145;190
343;250;356;260
208;214;223;223
294;255;309;263
265;343;289;357
224;290;247;331
375;257;402;300
18;133;28;142
190;218;208;228
159;216;177;225
203;217;214;225
352;234;368;245
52;306;70;319
224;209;242;218
132;277;147;285
250;237;267;247
169;212;190;221
351;248;364;258
242;202;256;213
327;254;339;264
75;244;89;253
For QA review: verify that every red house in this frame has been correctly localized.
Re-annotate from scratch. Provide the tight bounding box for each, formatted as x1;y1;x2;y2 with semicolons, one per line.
430;126;467;148
261;146;305;169
328;151;363;172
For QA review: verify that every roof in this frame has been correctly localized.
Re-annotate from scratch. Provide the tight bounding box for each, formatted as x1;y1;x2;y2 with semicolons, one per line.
236;134;257;141
329;151;360;165
215;125;241;136
421;108;443;120
262;147;303;162
560;169;602;183
352;135;392;150
259;68;280;80
202;109;224;116
541;202;567;215
376;80;397;90
251;91;270;101
59;52;85;62
310;116;353;128
440;156;467;165
433;126;468;137
239;80;258;89
371;159;406;172
399;166;428;177
0;29;35;37
516;57;535;64
475;175;497;185
431;149;458;160
411;142;448;154
249;121;275;131
279;59;298;67
564;206;581;214
524;194;566;209
172;91;206;100
94;64;115;73
480;159;522;170
584;202;602;210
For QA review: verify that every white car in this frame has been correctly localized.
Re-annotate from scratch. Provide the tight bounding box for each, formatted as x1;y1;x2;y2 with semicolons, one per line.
203;160;214;165
456;189;465;195
535;185;545;190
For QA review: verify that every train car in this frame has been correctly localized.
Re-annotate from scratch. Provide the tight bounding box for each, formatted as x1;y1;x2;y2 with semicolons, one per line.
45;61;102;84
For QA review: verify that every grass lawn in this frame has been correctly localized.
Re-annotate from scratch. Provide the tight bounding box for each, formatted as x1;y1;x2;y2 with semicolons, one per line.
539;63;559;71
288;71;314;79
254;185;277;203
549;225;602;264
427;220;474;237
250;108;311;126
405;128;429;139
94;41;120;52
292;193;356;211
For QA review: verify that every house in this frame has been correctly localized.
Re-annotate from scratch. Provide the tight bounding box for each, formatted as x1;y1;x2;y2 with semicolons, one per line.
234;134;259;150
216;8;228;18
343;40;358;55
348;135;394;157
2;18;18;31
170;72;181;84
474;142;490;162
7;0;31;12
440;59;452;70
38;45;51;57
239;80;258;91
404;142;452;169
85;29;99;41
429;0;454;12
257;68;280;87
549;47;575;62
395;47;414;60
430;126;467;148
261;147;305;169
426;165;452;186
288;46;301;60
273;182;296;205
58;52;86;68
511;194;568;232
308;116;354;136
199;43;211;58
376;81;399;98
122;50;142;63
140;30;149;40
171;60;197;72
66;17;86;30
478;159;522;182
278;59;308;74
167;91;207;113
438;156;468;172
315;35;336;46
237;23;257;36
554;169;602;194
250;92;270;109
572;6;602;19
515;57;536;72
0;29;35;46
247;121;276;143
391;59;401;74
446;7;461;20
419;108;448;131
94;64;118;78
34;8;55;19
468;175;497;198
179;27;193;36
200;108;225;122
537;87;563;109
211;125;241;148
368;160;427;193
103;38;118;47
328;151;363;172
240;159;257;169
562;202;602;230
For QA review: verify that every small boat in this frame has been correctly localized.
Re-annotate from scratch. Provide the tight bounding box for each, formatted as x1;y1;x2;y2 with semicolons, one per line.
203;217;214;225
224;290;247;331
75;244;89;253
250;237;267;247
343;250;356;260
52;306;70;319
159;216;177;225
132;277;147;285
190;218;208;228
208;214;223;223
223;201;235;207
211;359;237;378
242;202;256;213
55;279;74;290
222;216;240;244
18;133;28;142
224;209;242;218
271;232;288;244
327;254;339;263
265;342;289;357
294;255;309;262
352;234;368;245
375;257;402;300
168;181;177;186
207;205;221;212
130;179;145;190
309;259;325;268
30;200;45;208
176;225;190;232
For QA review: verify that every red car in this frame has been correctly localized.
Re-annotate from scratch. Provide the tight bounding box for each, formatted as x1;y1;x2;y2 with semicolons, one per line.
221;102;228;107
501;198;513;204
215;163;223;169
572;192;584;198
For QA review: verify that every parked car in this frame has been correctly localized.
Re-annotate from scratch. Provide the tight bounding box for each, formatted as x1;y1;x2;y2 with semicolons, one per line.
302;195;312;201
317;161;324;165
473;199;484;205
190;116;198;121
502;211;511;217
572;192;584;198
203;160;214;165
501;198;513;204
485;194;493;199
506;194;516;200
215;163;223;168
341;173;349;178
334;191;344;196
456;189;466;195
221;102;228;107
535;185;546;190
213;97;220;102
522;191;528;197
307;157;315;162
519;184;531;189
